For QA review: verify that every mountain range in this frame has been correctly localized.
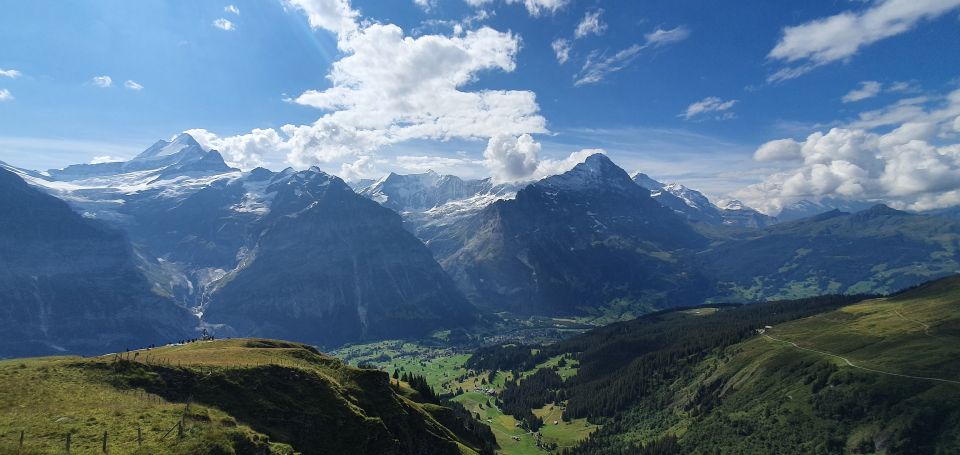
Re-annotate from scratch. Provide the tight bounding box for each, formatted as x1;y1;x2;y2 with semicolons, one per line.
1;134;477;352
3;134;960;354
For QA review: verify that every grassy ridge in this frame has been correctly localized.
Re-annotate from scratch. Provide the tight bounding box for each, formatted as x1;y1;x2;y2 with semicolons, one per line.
564;276;960;454
0;339;485;455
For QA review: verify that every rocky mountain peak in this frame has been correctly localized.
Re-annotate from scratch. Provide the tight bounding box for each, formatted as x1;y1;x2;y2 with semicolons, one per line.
538;153;639;193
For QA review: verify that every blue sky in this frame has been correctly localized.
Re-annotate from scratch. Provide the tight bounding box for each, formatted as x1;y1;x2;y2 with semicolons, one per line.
2;0;960;212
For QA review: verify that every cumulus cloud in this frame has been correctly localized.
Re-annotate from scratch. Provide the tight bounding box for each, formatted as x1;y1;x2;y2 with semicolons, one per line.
843;81;882;103
290;24;544;141
213;18;235;31
551;38;571;64
484;133;541;182
186;127;285;170
575;26;689;86
483;133;606;182
187;0;545;176
574;9;607;39
225;4;240;15
0;89;12;101
0;68;20;78
124;80;143;91
284;0;359;35
464;0;569;17
736;87;960;213
682;97;737;120
91;75;112;88
768;0;960;82
754;138;802;162
532;148;606;179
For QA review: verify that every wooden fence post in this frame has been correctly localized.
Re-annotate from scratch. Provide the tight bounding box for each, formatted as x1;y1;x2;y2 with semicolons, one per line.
19;430;24;450
65;433;71;454
102;430;108;453
137;425;142;446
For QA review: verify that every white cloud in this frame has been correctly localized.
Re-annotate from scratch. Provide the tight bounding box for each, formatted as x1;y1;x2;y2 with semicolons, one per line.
213;18;236;31
682;97;737;120
737;87;960;213
484;133;541;182
90;155;122;164
754;138;802;162
286;23;544;165
292;23;544;134
889;80;920;93
532;148;606;179
0;89;12;101
576;45;643;86
575;26;689;86
0;68;21;78
842;81;882;103
464;0;568;17
644;26;691;47
283;0;358;35
191;0;546;176
574;9;607;39
551;38;571;64
482;133;605;182
413;0;436;11
186;127;282;170
550;9;607;66
91;75;112;88
225;4;240;15
124;80;144;91
768;0;960;82
849;89;960;131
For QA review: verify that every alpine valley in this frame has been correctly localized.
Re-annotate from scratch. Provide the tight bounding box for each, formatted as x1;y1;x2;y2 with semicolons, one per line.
2;134;960;455
3;133;960;354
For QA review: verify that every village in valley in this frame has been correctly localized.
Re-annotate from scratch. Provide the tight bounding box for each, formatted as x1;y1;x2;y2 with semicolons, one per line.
333;338;596;454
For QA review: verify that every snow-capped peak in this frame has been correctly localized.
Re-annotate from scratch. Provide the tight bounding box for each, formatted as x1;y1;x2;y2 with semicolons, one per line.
361;169;495;212
539;153;635;192
717;199;747;211
132;132;204;162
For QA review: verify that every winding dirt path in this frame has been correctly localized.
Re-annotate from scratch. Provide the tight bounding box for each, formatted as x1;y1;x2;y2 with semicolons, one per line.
893;309;937;338
762;334;960;385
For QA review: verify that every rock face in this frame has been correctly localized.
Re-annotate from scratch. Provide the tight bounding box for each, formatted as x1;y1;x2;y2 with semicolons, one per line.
0;167;194;357
200;170;476;346
438;154;713;315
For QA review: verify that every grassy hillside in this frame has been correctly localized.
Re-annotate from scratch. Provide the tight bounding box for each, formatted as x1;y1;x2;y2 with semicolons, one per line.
0;339;490;455
463;276;960;454
672;277;960;454
704;207;960;301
